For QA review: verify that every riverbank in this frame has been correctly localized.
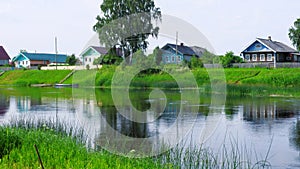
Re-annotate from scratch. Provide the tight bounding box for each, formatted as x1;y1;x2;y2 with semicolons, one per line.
0;70;72;86
1;67;300;88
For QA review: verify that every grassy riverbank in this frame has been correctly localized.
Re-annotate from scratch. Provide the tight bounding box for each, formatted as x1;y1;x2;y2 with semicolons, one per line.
0;119;270;169
0;70;72;86
1;66;300;88
65;66;300;88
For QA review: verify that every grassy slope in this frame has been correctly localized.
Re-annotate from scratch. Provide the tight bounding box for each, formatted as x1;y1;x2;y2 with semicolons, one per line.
0;70;72;86
1;68;300;88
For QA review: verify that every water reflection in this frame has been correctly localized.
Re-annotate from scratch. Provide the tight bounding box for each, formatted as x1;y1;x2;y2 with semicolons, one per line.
0;94;9;116
1;87;300;167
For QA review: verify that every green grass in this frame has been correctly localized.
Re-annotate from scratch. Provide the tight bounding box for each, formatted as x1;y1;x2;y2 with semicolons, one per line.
0;118;165;169
2;67;300;88
0;118;271;169
0;70;72;86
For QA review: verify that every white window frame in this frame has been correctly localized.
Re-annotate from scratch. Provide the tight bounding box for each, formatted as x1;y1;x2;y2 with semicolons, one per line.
252;54;257;61
245;54;250;61
260;54;265;61
166;56;169;63
172;56;175;62
267;54;273;61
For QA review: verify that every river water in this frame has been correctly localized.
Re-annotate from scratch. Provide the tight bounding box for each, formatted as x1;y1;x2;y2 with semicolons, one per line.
0;87;300;168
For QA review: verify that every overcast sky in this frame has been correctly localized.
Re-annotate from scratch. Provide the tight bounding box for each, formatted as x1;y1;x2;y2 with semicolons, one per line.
0;0;299;58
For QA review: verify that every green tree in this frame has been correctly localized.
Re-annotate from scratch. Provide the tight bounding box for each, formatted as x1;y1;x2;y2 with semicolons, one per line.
289;18;300;51
66;54;78;65
93;0;161;64
190;56;204;69
152;47;163;65
201;50;219;64
219;51;243;68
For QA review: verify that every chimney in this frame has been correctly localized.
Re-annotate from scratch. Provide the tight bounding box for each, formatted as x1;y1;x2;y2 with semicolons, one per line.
180;43;184;46
268;36;272;41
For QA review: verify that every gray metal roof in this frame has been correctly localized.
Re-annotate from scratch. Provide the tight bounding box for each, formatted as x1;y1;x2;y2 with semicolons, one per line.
91;46;108;55
257;38;297;53
189;46;207;57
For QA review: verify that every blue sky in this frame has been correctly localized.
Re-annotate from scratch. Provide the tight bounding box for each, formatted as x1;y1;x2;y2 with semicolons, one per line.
0;0;299;57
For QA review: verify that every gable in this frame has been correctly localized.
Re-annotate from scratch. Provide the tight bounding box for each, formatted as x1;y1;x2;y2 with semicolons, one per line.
12;53;29;62
243;41;272;53
82;48;101;57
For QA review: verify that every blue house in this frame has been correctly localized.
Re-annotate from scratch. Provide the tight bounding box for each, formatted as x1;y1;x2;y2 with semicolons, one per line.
161;43;204;64
12;52;68;68
241;36;298;63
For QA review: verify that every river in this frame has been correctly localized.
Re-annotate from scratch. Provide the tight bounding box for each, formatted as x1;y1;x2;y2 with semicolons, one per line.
0;87;300;168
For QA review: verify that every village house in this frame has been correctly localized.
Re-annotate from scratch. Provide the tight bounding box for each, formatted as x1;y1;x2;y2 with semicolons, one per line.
80;46;108;68
241;36;298;63
12;52;68;68
0;46;10;66
161;43;205;64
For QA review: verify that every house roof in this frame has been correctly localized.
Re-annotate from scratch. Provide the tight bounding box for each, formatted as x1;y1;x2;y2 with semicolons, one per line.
162;43;198;56
189;46;207;57
0;46;10;60
257;38;297;53
13;52;67;63
242;38;297;53
90;46;108;55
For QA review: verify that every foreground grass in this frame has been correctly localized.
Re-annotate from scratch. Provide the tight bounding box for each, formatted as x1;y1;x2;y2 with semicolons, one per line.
0;120;164;169
0;119;271;169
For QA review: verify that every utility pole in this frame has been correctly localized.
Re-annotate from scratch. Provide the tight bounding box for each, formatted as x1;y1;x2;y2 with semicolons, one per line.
274;53;277;68
176;32;178;64
55;37;58;70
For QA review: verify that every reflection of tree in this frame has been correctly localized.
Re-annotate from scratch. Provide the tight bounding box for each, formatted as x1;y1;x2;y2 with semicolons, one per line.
290;118;300;151
100;106;149;138
0;95;9;115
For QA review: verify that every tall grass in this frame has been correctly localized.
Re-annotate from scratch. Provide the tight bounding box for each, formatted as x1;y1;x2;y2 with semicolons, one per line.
0;118;271;169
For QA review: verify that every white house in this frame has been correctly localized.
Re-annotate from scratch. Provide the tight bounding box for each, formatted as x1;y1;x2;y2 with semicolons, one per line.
80;46;108;68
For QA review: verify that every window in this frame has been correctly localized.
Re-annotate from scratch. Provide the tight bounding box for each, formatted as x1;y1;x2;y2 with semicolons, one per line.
172;56;175;62
255;44;262;48
89;58;91;62
26;61;28;65
178;56;182;62
166;56;169;63
85;58;87;62
252;54;257;61
267;54;273;61
245;54;250;61
260;54;265;61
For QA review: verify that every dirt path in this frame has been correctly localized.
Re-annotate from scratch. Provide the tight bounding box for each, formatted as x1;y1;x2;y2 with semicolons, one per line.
235;71;261;84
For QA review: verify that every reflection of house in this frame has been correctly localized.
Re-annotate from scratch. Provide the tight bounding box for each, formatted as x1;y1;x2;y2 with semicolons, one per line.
161;43;205;64
243;103;295;122
17;97;31;112
241;36;298;63
12;52;68;68
80;46;108;68
0;46;10;66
